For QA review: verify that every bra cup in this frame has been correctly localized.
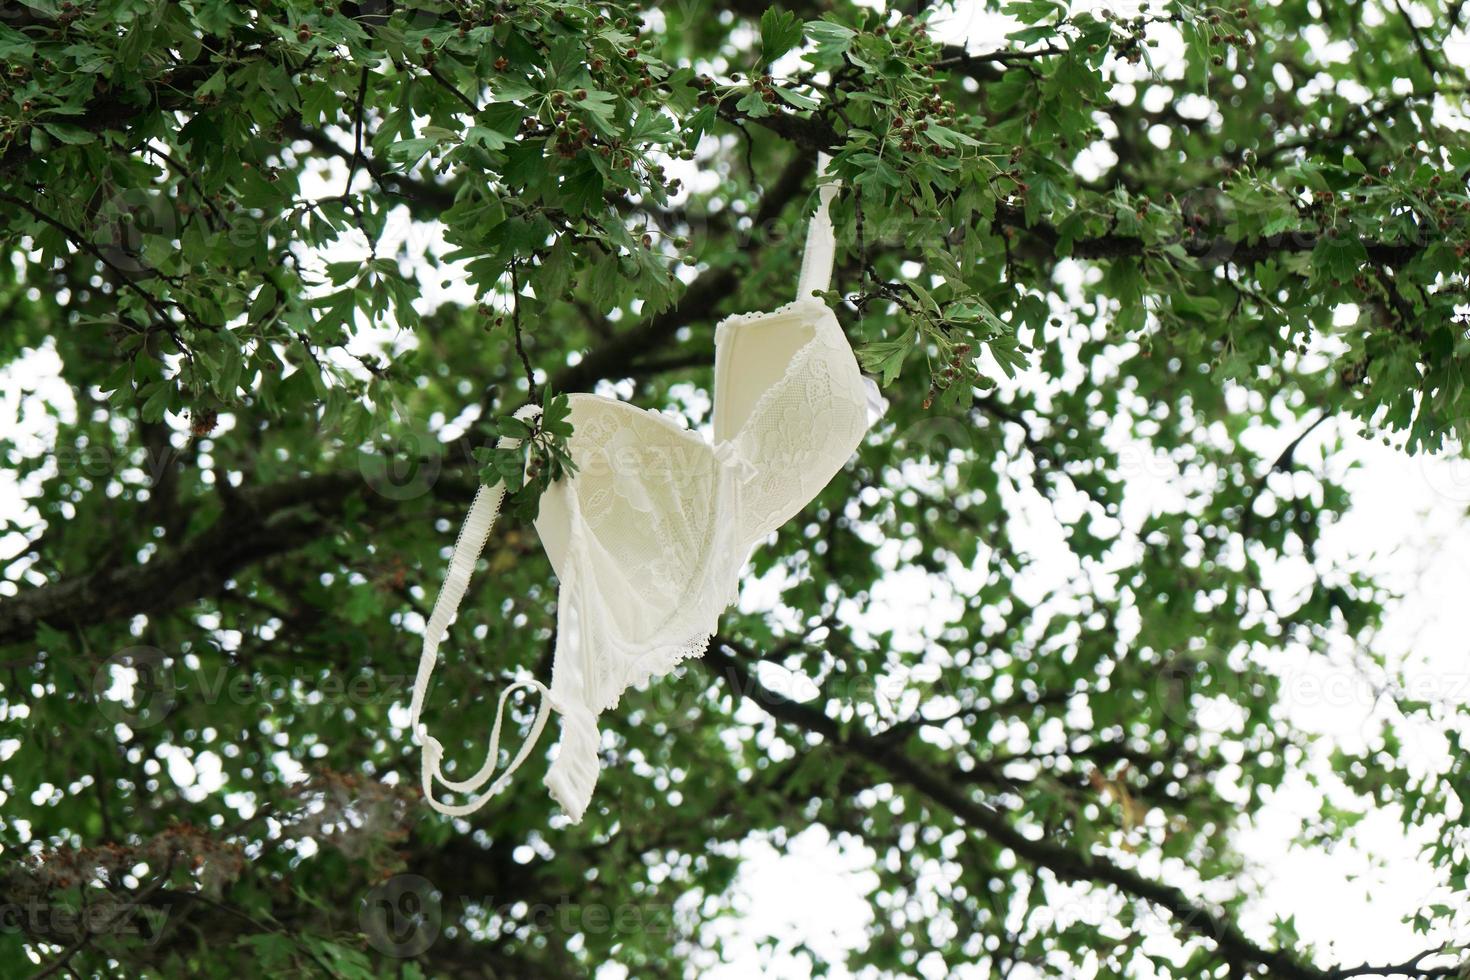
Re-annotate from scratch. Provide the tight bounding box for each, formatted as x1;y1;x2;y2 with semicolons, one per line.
536;477;573;580
533;305;869;813
712;308;818;443
541;303;870;617
536;396;721;645
719;304;871;541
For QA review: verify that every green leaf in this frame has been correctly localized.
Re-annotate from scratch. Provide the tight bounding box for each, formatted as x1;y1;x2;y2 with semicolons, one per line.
760;8;805;65
491;77;539;102
629;109;675;143
504;140;549;188
575;89;617;121
498;415;534;439
465;125;509;151
39;123;95;145
851;152;900;190
684;105;716;150
773;86;819;111
805;20;854;67
1003;0;1066;23
140;382;172;422
196;68;228;98
735;87;771;119
559;157;604;215
384;137;436;167
986;333;1030;378
858;336;915;386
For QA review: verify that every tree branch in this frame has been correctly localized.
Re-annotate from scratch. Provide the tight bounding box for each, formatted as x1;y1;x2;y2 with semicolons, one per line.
702;637;1337;980
0;191;189;335
0;473;369;646
1329;946;1463;979
0;151;820;650
996;200;1424;269
552;148;816;393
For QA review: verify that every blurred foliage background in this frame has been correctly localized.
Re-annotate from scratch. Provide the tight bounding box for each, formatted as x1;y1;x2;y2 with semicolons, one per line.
1;0;1469;976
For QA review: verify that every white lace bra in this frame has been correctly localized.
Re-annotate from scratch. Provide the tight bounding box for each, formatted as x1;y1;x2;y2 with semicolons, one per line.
409;154;876;822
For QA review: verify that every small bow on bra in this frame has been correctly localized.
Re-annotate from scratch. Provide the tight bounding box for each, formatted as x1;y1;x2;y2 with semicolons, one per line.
409;153;878;822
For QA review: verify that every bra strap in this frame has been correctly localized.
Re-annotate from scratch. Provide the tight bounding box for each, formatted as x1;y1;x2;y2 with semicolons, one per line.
410;403;557;817
795;151;840;300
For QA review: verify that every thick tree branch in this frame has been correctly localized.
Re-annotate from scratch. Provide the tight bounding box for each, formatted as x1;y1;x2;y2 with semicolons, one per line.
0;152;819;650
0;473;367;646
1329;946;1463;979
552;149;815;393
702;638;1337;980
0;54;227;178
996;200;1423;268
715;101;841;153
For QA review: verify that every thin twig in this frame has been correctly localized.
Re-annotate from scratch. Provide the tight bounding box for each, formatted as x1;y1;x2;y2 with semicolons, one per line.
509;263;538;403
1390;0;1441;79
425;63;480;114
143;145;226;229
934;43;1066;68
346;67;370;193
0;190;193;342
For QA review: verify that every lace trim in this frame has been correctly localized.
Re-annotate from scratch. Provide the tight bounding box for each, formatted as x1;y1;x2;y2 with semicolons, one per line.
724;309;858;461
590;633;715;717
713;295;831;348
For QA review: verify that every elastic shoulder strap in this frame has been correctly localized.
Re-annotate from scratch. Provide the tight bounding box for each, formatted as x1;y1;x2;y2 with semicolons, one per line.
409;403;557;817
795;152;841;301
